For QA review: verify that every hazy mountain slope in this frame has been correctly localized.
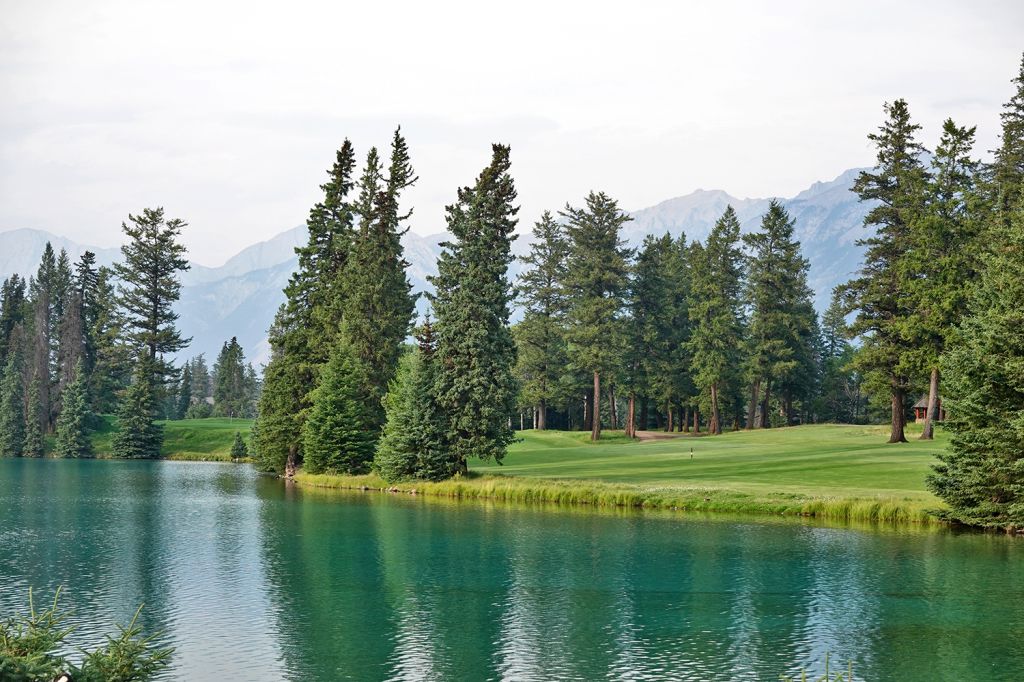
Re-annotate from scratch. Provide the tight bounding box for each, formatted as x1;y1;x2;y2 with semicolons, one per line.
0;167;873;366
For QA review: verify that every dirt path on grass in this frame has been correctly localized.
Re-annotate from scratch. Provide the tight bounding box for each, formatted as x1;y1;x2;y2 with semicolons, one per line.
634;430;688;443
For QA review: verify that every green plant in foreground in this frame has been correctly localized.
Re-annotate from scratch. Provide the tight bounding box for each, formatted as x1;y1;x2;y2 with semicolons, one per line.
0;587;172;682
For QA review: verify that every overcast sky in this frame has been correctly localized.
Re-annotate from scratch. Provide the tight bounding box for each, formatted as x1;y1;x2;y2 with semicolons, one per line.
1;0;1021;266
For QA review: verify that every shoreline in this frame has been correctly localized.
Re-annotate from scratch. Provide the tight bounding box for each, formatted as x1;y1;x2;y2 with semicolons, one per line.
292;470;944;527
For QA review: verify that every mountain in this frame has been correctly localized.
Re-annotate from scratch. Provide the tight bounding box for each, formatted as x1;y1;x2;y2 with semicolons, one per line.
0;167;872;367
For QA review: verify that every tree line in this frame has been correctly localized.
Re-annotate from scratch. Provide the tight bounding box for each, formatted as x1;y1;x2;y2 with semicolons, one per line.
0;212;258;458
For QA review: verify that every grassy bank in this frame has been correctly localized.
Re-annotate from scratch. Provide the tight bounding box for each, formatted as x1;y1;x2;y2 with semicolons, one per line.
89;416;254;461
295;424;948;525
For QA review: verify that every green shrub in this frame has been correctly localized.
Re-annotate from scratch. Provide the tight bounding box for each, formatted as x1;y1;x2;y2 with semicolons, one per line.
0;587;171;682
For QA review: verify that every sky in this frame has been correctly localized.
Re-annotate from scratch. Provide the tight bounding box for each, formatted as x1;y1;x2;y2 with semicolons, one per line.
1;0;1022;266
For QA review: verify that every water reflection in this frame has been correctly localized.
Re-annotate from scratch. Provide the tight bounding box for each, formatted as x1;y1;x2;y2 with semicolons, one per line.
1;459;1022;681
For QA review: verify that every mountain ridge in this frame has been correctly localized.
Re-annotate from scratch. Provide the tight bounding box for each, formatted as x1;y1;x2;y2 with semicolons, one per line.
0;167;872;365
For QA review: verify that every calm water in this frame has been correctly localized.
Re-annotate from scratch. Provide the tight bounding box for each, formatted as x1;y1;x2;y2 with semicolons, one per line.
0;459;1021;681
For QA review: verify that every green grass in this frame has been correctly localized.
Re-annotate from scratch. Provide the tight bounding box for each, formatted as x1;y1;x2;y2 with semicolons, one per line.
89;415;254;461
295;423;950;525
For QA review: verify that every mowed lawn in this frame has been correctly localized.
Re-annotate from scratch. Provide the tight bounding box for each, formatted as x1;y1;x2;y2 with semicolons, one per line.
474;424;946;501
90;416;254;460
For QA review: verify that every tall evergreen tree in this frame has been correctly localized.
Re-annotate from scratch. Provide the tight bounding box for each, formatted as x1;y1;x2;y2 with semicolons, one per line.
375;320;455;482
88;266;129;414
514;211;570;430
256;140;357;474
743;200;815;428
0;330;26;457
990;53;1024;228
23;373;43;457
430;144;519;468
927;193;1024;528
112;355;163;459
114;207;191;389
688;207;745;435
176;362;193;419
562;192;632;441
29;243;56;431
54;359;93;458
903;119;981;439
840;99;928;443
212;337;248;418
338;129;417;427
301;337;376;475
0;275;27;368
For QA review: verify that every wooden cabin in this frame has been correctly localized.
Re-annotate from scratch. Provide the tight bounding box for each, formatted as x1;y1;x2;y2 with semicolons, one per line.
913;396;945;423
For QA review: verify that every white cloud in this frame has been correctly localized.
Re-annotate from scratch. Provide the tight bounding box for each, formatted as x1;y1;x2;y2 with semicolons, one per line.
1;0;1021;264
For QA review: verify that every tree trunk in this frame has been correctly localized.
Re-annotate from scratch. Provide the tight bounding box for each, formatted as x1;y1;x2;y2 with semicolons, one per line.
693;408;700;433
920;367;939;440
591;371;601;441
667;404;674;433
538;400;547;430
609;384;618;430
583;390;592;432
683;406;690;433
622;393;630;436
759;380;771;429
746;380;760;429
709;384;722;434
285;444;298;480
889;384;908;443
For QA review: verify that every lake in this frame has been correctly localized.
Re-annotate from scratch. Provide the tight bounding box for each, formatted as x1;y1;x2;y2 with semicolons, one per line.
0;458;1021;681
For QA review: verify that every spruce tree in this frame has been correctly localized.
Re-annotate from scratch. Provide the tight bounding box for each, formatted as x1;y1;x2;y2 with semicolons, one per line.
514;211;570;430
301;337;376;475
430;144;520;467
176;362;193;419
256;140;357;474
0;334;26;457
375;321;455;482
23;374;44;457
54;359;93;458
0;275;27;368
338;130;417;428
115;208;191;391
112;355;163;459
29;243;56;431
903;119;981;439
213;337;248;418
688;206;745;435
88;266;130;414
927;194;1024;528
841;99;928;443
990;53;1024;228
230;431;248;460
743;200;815;428
562;192;633;440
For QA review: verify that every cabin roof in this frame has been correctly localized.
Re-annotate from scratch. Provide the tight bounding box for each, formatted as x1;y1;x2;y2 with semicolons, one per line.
913;395;942;409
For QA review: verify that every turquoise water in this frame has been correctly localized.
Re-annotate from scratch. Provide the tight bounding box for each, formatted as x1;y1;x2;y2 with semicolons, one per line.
0;458;1021;681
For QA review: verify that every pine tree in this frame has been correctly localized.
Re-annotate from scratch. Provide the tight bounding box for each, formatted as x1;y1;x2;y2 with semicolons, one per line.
688;206;745;435
840;99;928;443
743;200;815;428
338;129;417;428
230;431;248;460
0;275;27;368
54;359;93;458
927;194;1024;528
514;211;570;430
301;337;376;475
88;266;130;414
176;362;192;419
212;337;248;418
562;192;633;440
114;207;191;389
0;332;26;457
430;144;520;467
29;243;56;432
990;53;1024;228
256;140;357;474
23;374;44;457
903;119;981;439
112;355;163;459
375;320;455;482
